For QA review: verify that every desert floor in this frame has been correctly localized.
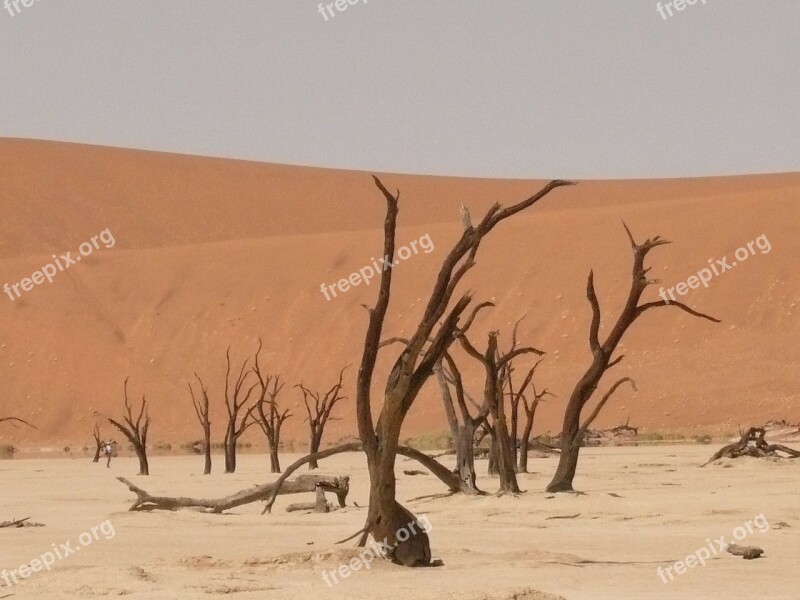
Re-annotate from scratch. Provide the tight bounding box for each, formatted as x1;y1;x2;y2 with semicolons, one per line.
1;446;797;600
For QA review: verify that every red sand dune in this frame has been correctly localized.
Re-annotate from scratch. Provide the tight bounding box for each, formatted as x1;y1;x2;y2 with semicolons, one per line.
0;138;798;449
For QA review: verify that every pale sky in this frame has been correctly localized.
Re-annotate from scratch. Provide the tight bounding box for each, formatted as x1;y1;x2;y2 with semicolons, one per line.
0;1;798;178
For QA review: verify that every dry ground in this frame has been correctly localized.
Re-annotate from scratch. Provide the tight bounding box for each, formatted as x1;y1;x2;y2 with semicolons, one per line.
1;445;798;599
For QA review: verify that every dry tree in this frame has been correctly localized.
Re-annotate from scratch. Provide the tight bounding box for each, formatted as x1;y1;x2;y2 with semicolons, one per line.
98;378;151;476
262;177;573;566
546;225;719;493
508;359;552;473
458;330;543;493
296;366;347;469
221;346;259;473
91;423;103;463
188;374;212;474
251;339;292;473
434;353;489;494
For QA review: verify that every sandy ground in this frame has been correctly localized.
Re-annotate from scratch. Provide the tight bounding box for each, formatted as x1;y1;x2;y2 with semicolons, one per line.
1;446;798;600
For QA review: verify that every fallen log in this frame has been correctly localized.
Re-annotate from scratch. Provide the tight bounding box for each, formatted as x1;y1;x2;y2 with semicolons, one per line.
702;427;800;466
285;486;335;513
727;543;764;559
0;517;44;528
116;474;349;512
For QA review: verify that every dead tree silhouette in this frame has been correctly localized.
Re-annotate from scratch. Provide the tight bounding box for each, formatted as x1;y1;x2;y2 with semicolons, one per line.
98;378;151;476
297;367;347;470
546;225;719;493
251;339;292;473
188;374;213;474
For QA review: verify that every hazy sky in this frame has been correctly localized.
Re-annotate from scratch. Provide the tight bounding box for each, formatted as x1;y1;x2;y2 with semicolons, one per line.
0;1;798;178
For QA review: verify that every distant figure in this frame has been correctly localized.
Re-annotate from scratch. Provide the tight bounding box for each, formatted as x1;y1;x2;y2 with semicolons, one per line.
102;441;116;468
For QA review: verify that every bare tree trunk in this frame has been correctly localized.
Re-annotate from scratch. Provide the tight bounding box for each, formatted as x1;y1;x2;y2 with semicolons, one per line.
308;434;321;469
134;443;150;476
224;425;237;474
517;433;530;473
455;422;480;494
492;412;520;493
518;415;535;473
510;397;519;473
202;426;212;475
269;443;281;473
487;429;498;475
92;424;102;463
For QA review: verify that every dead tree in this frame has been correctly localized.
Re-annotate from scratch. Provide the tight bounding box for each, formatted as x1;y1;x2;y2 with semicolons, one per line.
297;366;347;469
92;423;103;463
251;339;292;473
99;378;151;476
508;359;552;473
221;346;258;473
343;177;570;565
188;374;212;474
458;331;543;493
546;225;719;492
434;353;489;494
702;427;800;465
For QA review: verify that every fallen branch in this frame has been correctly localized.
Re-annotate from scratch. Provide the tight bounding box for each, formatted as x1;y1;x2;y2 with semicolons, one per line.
702;427;800;466
286;486;336;513
116;474;349;512
0;517;44;528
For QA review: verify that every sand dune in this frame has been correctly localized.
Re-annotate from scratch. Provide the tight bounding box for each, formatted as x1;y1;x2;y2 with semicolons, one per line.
0;138;798;449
